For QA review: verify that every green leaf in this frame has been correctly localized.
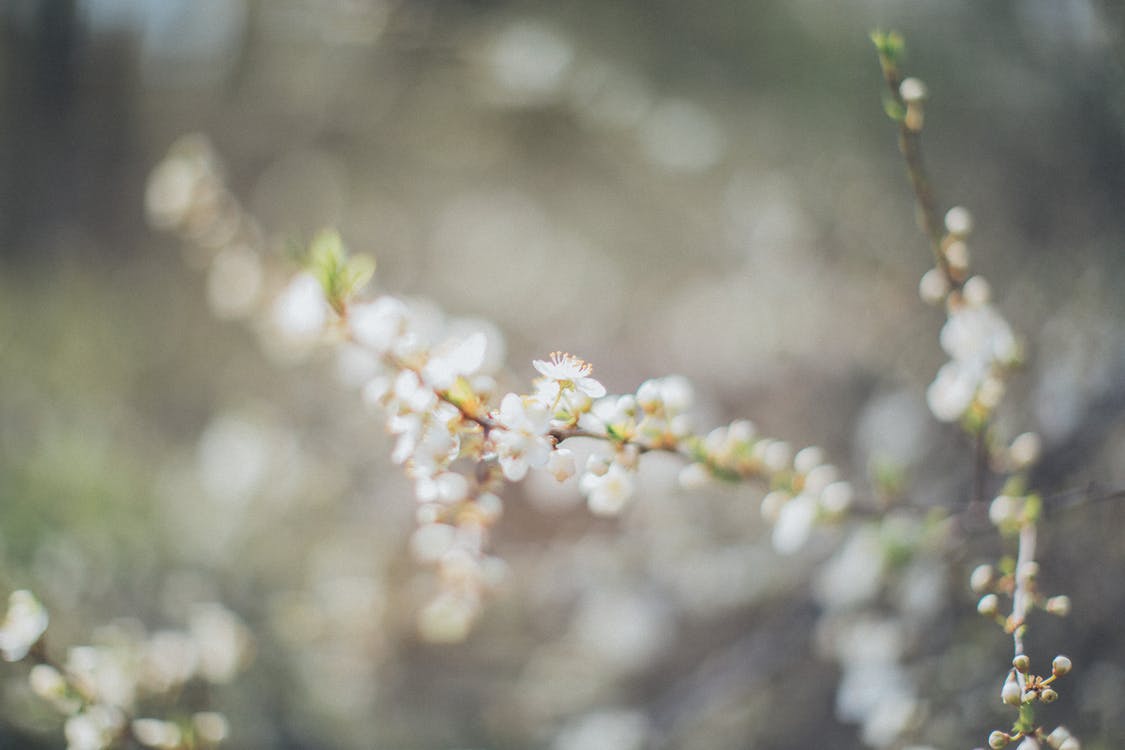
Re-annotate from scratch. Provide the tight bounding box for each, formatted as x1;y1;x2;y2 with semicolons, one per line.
870;29;905;64
882;93;906;122
304;229;376;311
343;253;376;296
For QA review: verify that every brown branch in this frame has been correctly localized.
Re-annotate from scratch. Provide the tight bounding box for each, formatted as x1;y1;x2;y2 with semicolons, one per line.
874;38;960;290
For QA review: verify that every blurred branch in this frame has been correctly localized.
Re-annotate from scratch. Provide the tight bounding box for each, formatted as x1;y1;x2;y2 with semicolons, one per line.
872;31;959;291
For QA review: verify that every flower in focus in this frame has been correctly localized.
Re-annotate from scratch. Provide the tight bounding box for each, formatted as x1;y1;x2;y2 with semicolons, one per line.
493;393;552;481
534;352;607;399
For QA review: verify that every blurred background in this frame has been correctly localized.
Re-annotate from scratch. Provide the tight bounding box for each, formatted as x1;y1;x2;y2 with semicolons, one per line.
3;1;1125;748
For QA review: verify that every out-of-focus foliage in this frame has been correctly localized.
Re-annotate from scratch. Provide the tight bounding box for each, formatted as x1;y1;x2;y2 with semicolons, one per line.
3;1;1125;748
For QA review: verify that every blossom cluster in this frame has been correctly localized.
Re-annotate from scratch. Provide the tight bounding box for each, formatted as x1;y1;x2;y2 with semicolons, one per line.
143;48;1091;746
873;32;1083;750
918;209;1022;427
1;590;249;750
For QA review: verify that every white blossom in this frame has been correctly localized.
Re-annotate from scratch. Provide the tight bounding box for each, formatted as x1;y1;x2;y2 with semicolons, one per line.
580;462;635;516
493;394;552;481
0;590;48;662
534;352;606;398
272;273;328;343
546;448;577;482
422;332;488;389
349;296;409;354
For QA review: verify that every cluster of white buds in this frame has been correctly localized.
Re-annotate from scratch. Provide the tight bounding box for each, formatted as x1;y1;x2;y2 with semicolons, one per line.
873;36;1086;750
918;207;1022;427
2;591;247;750
676;422;855;554
987;656;1076;749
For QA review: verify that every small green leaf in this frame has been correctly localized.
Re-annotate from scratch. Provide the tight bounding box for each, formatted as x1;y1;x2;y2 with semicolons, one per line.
303;229;376;312
343;253;376;296
882;93;906;122
870;29;905;64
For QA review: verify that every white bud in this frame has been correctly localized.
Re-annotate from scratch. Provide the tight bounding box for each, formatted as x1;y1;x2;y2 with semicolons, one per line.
989;495;1022;527
944;239;970;271
1001;672;1023;705
962;275;992;306
945;206;974;236
978;593;1000;617
1052;655;1072;676
818;481;854;515
546;448;577;482
410;523;457;564
474;493;503;524
970;564;994;593
1045;595;1071;617
899;77;928;103
803;464;838;496
726;419;756;443
793;446;825;475
919;267;950;304
1009;432;1042;470
1046;726;1072;749
131;718;182;749
990;730;1011;749
193;712;230;744
762;441;791;473
760;490;790;523
28;664;66;699
1058;737;1081;750
678;462;711;490
417;593;475;643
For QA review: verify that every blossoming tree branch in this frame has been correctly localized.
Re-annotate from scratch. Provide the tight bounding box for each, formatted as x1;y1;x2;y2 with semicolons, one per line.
0;28;1096;750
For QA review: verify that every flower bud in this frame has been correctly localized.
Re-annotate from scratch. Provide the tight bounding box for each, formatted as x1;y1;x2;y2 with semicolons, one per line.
945;206;974;237
1040;687;1058;703
919;267;950;305
1009;432;1042;470
1002;671;1023;706
989;495;1022;527
970;564;995;594
978;593;1000;617
945;240;970;271
1012;654;1030;673
1045;595;1071;617
677;462;711;490
1058;737;1081;750
1052;655;1072;676
793;446;825;475
900;77;928;103
990;730;1011;749
760;490;789;523
962;275;992;306
1046;727;1071;749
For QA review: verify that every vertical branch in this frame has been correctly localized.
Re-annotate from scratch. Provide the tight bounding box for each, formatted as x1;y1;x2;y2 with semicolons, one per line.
872;32;959;290
1010;521;1037;693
